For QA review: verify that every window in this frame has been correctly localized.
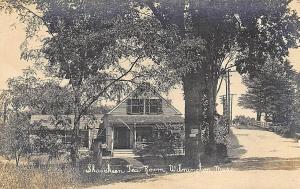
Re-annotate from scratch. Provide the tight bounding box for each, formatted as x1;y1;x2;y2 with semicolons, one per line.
62;130;89;148
62;130;72;145
127;98;163;114
79;130;89;148
127;99;144;114
146;99;163;114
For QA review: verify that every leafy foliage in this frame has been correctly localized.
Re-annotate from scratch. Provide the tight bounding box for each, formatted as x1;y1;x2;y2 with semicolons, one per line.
0;69;74;164
239;60;297;124
132;0;300;164
133;0;300;84
135;129;184;158
0;112;30;166
233;115;256;126
2;0;300;165
5;68;73;115
1;0;149;165
293;73;300;133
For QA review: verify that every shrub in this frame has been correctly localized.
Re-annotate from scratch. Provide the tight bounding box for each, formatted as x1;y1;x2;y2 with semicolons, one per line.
269;124;292;137
233;115;256;126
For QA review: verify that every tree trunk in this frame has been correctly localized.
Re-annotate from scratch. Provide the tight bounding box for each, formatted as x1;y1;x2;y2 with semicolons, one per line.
256;111;261;121
71;90;81;167
183;71;205;168
92;141;102;169
148;0;225;166
183;63;220;167
204;65;218;164
71;116;80;167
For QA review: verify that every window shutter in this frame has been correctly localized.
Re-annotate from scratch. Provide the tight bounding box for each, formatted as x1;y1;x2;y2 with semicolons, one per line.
158;99;163;113
126;99;131;114
145;99;150;114
139;99;144;114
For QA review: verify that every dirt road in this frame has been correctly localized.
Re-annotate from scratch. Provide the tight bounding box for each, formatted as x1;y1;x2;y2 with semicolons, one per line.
87;128;300;189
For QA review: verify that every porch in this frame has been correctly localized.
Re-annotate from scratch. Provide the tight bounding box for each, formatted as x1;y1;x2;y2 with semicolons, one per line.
111;125;155;150
107;123;184;157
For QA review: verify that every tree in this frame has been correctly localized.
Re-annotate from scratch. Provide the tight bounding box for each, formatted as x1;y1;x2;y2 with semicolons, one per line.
238;75;267;121
0;111;30;166
5;68;74;115
239;60;297;124
0;68;73;165
1;0;149;166
132;0;300;166
294;72;300;133
3;0;300;167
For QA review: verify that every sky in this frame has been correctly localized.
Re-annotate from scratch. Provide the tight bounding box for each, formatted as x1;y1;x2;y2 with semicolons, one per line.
1;1;300;118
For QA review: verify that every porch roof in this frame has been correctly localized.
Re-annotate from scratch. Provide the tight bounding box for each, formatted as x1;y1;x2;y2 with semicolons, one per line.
106;115;184;125
30;114;103;130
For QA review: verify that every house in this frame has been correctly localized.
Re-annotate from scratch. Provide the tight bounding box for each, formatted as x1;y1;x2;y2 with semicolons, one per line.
30;114;102;151
102;83;185;156
30;84;185;157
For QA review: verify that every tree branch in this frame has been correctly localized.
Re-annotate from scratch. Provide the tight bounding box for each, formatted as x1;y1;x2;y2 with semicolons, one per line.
13;1;53;36
79;55;143;117
217;75;224;95
144;0;167;26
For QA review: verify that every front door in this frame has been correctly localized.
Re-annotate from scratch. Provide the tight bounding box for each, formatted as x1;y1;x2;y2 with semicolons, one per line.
114;127;130;149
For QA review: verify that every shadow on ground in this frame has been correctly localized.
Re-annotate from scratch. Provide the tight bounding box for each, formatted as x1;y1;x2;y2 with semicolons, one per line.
227;128;247;159
235;125;267;130
227;157;300;171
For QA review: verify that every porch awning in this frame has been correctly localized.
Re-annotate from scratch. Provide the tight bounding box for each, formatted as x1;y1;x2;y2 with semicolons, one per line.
106;115;184;125
30;114;103;130
153;123;184;130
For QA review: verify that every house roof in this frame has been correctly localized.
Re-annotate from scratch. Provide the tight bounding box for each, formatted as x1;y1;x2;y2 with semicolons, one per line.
30;114;103;130
106;114;184;125
107;83;182;115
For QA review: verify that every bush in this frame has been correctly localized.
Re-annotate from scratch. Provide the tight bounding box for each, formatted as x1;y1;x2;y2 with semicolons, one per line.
134;131;184;158
233;115;256;126
269;124;291;137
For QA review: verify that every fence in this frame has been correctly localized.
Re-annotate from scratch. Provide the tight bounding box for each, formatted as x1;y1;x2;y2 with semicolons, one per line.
254;121;269;129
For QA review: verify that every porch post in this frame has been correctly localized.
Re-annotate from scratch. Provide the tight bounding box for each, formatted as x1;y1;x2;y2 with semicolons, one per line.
111;127;114;156
133;123;136;149
88;129;91;149
129;125;133;148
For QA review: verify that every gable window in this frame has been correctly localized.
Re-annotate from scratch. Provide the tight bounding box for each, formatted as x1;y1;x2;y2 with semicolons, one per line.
127;99;144;114
146;99;163;114
127;98;163;114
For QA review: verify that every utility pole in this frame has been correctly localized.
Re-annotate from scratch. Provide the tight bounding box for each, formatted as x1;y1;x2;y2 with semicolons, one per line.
220;95;227;117
230;94;236;122
220;70;236;127
227;70;231;124
226;70;237;124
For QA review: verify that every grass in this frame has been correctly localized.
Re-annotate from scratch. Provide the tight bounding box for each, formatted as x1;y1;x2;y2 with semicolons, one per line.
0;157;154;188
0;163;79;189
0;155;229;188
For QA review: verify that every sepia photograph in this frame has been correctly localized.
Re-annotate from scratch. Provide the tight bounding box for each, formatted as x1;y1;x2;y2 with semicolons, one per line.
1;0;300;188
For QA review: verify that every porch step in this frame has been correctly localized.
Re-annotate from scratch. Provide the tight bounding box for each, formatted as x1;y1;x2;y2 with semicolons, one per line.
113;149;137;157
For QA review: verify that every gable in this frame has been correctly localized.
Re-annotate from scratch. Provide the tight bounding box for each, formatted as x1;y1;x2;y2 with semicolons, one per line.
108;84;181;116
